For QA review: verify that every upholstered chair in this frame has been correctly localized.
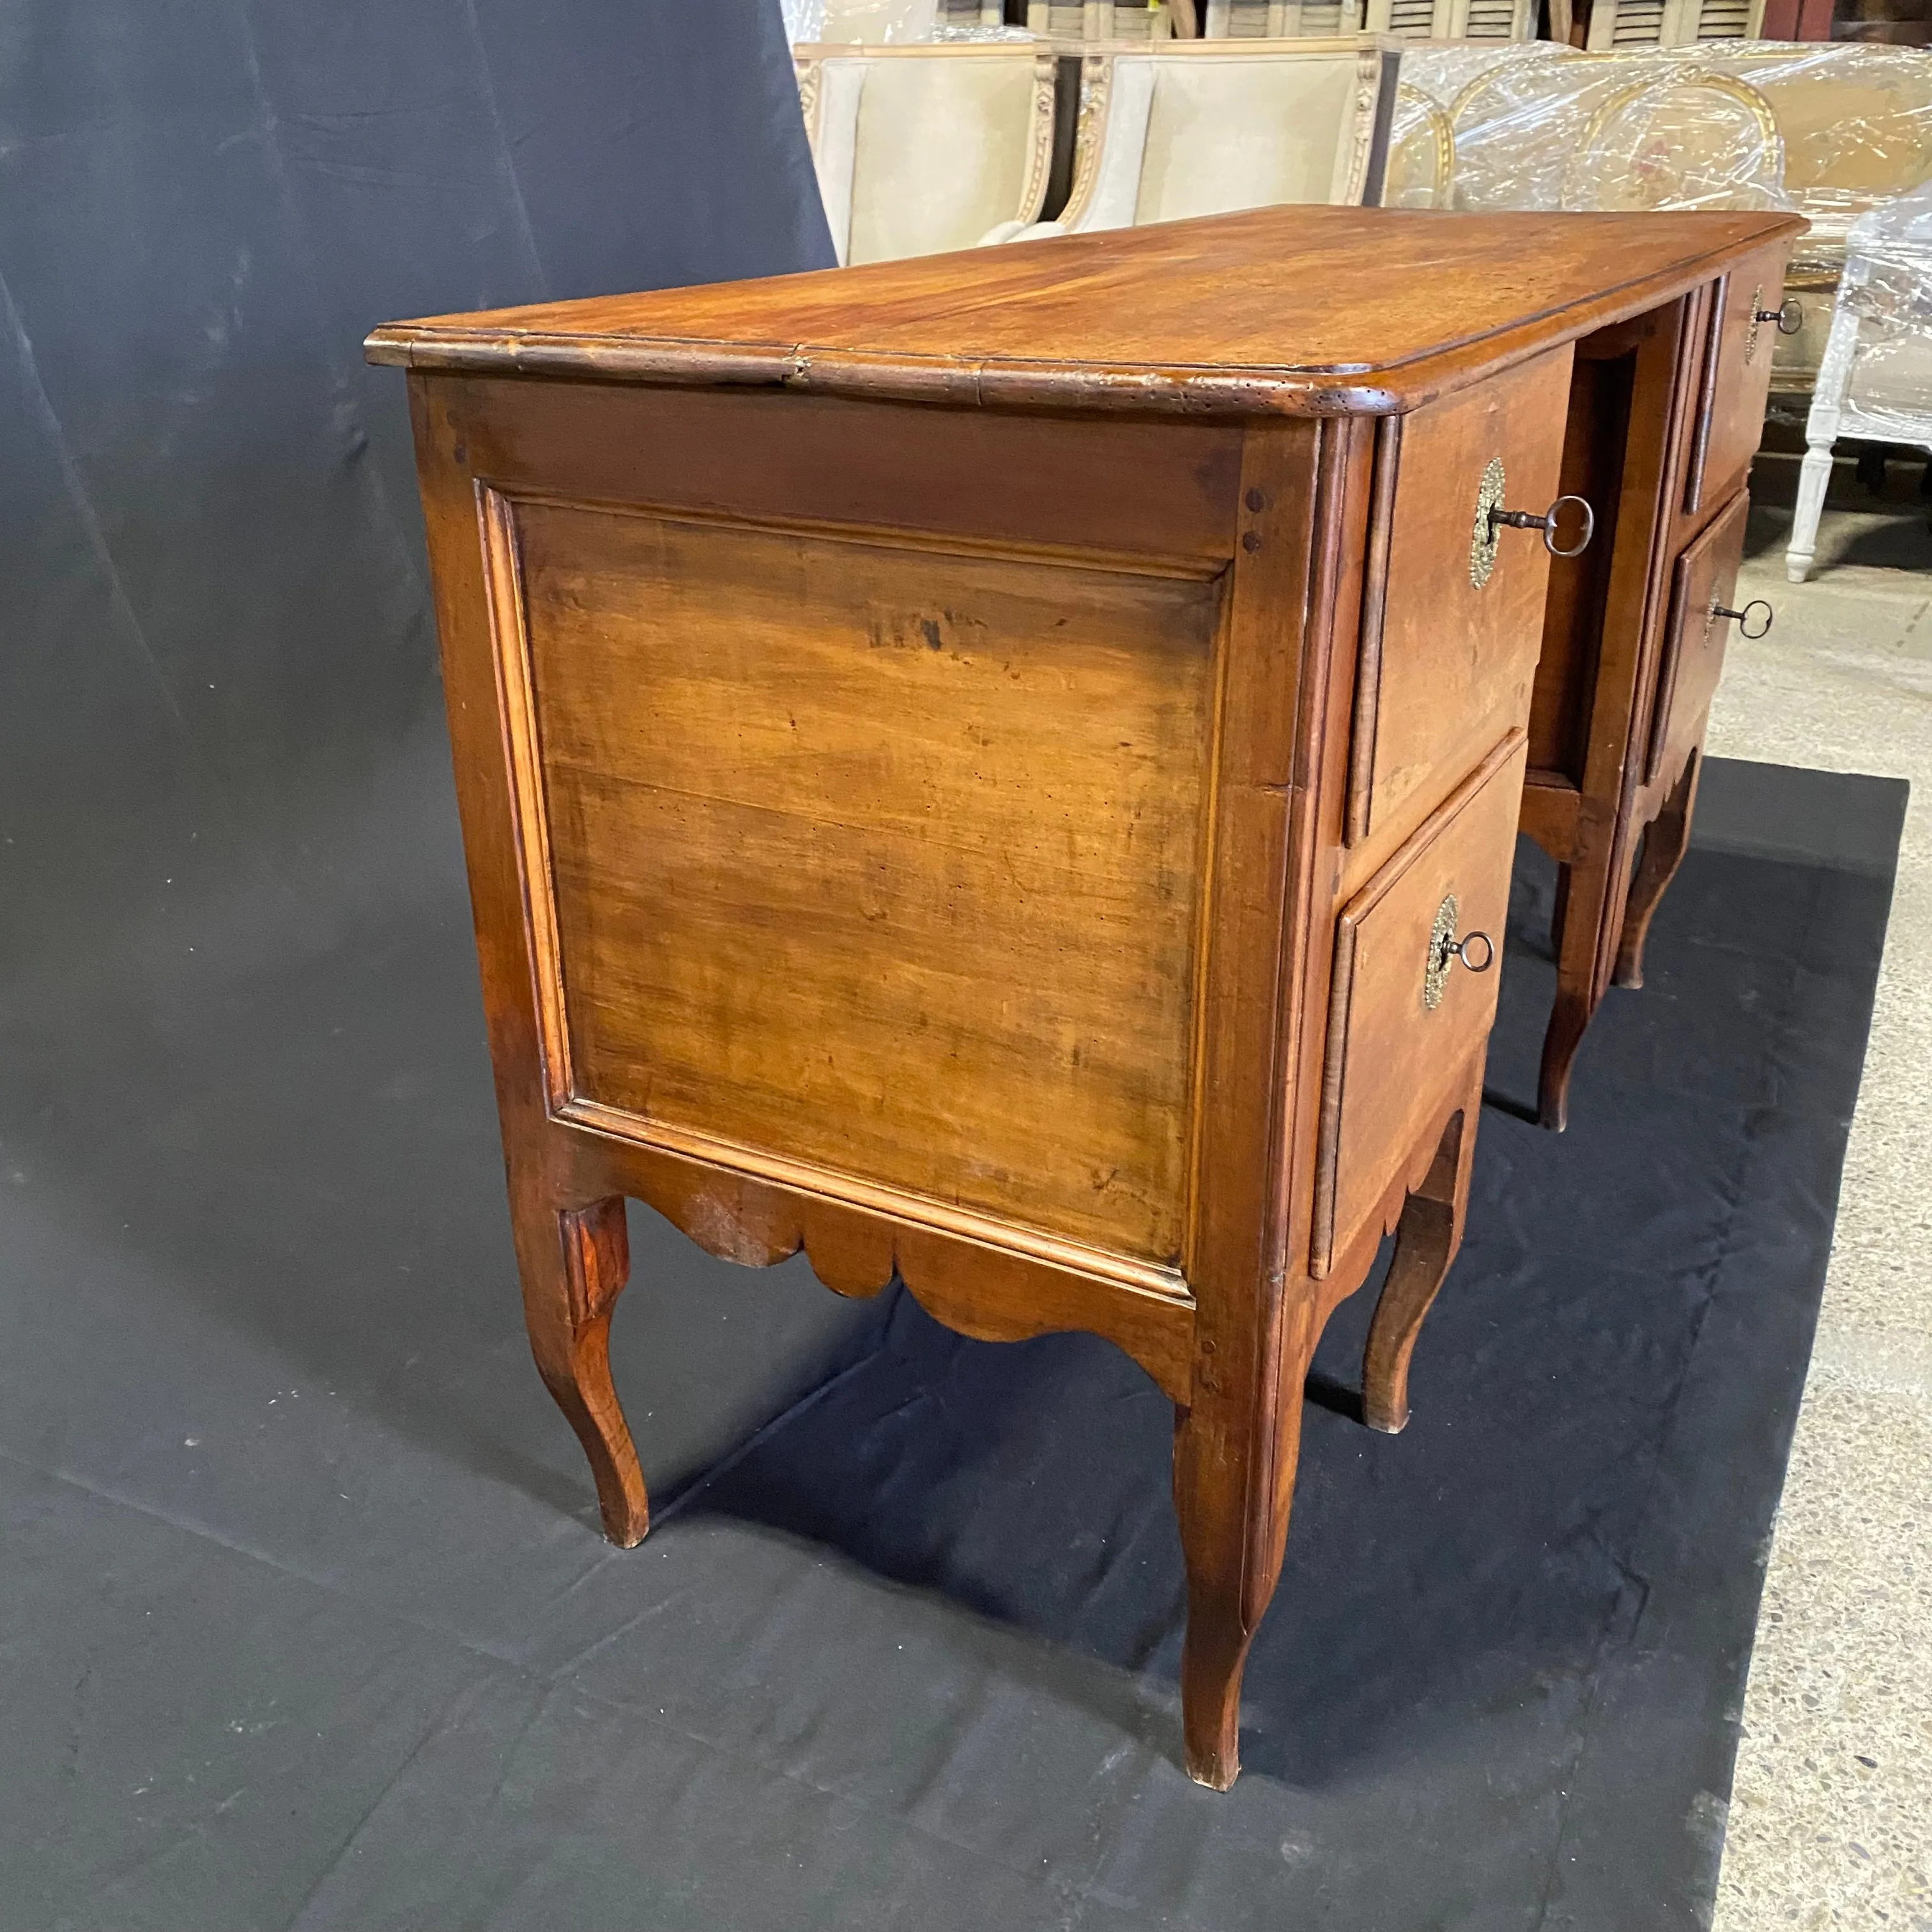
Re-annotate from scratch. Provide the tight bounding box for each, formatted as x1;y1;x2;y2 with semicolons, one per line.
1559;68;1784;211
1788;180;1932;581
983;37;1393;242
794;43;1059;264
1662;44;1932;394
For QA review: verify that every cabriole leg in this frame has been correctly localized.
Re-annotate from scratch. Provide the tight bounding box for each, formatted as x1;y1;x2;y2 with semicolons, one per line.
512;1189;648;1547
1363;1065;1480;1435
1539;839;1618;1133
1171;1300;1319;1790
1613;749;1701;991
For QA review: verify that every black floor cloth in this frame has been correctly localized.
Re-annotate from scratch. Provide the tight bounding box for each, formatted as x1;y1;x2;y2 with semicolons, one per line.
0;757;1901;1931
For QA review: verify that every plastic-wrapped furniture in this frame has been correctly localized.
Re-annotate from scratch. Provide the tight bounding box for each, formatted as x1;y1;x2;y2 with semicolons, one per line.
1560;68;1785;210
1447;51;1783;214
796;0;942;40
1788;179;1932;581
1383;82;1456;205
983;37;1393;241
1662;44;1932;394
795;43;1059;263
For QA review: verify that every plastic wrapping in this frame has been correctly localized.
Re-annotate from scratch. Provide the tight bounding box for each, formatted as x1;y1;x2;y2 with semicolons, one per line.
788;0;942;44
1821;177;1932;443
1440;47;1790;213
1661;43;1932;273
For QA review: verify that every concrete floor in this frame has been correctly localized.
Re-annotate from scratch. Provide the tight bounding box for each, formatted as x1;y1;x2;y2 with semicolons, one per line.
1705;450;1931;1931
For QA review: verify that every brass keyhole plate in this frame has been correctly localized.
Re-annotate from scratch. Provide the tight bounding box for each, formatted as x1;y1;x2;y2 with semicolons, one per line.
1424;892;1459;1011
1744;284;1763;365
1469;458;1505;590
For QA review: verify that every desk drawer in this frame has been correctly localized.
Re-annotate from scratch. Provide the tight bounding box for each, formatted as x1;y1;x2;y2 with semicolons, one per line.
1312;732;1527;1276
1647;489;1750;785
1684;254;1783;516
1349;350;1570;845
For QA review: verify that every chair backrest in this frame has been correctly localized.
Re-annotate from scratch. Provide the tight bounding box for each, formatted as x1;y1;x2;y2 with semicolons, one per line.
1560;68;1784;209
1060;38;1394;229
795;44;1059;263
1383;82;1456;206
1582;0;1765;49
1670;44;1932;235
1446;49;1631;208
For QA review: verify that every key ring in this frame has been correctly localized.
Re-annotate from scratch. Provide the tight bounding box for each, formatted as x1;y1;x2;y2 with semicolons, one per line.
1711;597;1773;640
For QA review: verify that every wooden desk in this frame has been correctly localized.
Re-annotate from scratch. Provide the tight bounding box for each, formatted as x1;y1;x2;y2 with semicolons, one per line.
368;204;1798;1790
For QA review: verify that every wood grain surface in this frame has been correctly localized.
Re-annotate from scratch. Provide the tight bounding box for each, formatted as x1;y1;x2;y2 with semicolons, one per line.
367;206;1802;419
509;498;1222;1265
1353;348;1569;854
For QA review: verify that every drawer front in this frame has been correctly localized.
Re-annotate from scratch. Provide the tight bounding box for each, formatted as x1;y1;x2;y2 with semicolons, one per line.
1349;349;1570;846
1312;732;1528;1276
1683;251;1784;517
1647;489;1750;785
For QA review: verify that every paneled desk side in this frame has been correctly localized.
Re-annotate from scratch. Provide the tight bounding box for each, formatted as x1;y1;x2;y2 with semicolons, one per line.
372;206;1800;1791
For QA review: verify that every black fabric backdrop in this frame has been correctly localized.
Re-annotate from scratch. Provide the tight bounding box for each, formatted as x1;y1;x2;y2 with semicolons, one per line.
0;1;888;1489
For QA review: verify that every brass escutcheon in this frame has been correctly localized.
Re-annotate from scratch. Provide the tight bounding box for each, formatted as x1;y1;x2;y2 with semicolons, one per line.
1424;893;1460;1010
1744;284;1764;364
1469;457;1506;589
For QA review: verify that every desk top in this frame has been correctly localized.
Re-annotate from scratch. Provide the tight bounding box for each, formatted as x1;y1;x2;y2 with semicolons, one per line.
365;205;1802;419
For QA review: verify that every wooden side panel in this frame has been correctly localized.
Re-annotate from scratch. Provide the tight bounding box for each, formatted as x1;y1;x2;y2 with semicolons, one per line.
1312;732;1526;1276
1648;489;1751;785
1356;349;1570;848
505;499;1224;1267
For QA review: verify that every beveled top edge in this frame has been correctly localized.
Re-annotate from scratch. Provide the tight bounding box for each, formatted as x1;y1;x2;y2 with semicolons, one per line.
365;206;1805;419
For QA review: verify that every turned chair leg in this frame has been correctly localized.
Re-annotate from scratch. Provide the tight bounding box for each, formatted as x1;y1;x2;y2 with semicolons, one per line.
1171;1300;1320;1791
511;1190;649;1547
1613;749;1701;991
1363;1066;1479;1435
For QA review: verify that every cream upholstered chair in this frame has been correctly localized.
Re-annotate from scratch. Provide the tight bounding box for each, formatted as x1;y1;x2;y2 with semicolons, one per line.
795;43;1059;264
1559;68;1784;210
1382;82;1455;206
1788;180;1932;581
1202;0;1365;32
1581;0;1765;48
984;37;1394;241
1662;45;1932;394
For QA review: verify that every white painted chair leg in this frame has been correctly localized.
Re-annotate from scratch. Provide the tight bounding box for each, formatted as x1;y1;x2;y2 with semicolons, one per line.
1787;439;1835;585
